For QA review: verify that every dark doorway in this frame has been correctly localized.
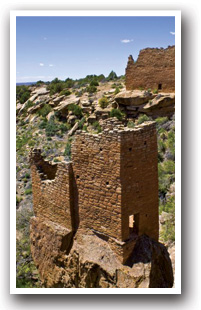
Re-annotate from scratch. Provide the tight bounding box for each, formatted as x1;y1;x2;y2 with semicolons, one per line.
158;83;162;90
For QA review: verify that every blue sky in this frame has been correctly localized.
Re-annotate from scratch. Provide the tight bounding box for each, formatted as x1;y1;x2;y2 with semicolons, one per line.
16;16;175;83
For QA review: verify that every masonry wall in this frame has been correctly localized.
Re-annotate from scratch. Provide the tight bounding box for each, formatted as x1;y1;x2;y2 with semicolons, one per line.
125;46;175;92
120;123;159;242
71;131;122;240
30;150;77;231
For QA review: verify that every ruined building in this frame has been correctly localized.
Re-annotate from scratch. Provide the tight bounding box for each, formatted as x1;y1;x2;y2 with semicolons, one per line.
125;46;175;92
30;120;159;264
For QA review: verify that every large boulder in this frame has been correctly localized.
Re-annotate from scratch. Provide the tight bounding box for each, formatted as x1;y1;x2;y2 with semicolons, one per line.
115;90;154;106
54;95;80;117
32;87;50;96
141;93;175;117
27;101;44;114
52;95;65;106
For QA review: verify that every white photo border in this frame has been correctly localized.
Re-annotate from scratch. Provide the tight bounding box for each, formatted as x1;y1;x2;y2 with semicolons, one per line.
10;9;181;294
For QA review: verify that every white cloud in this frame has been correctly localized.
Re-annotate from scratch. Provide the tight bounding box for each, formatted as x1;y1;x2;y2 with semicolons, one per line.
170;32;175;35
39;63;44;66
49;64;54;67
121;39;133;43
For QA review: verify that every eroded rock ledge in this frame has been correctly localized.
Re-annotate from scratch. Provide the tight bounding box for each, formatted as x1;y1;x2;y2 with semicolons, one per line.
30;216;173;288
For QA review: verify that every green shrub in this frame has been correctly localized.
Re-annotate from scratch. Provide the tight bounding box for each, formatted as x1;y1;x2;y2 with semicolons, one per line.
160;195;175;243
137;114;150;124
47;78;65;95
16;208;40;287
110;109;124;121
163;160;175;175
65;78;75;88
92;121;102;133
39;119;47;129
63;141;71;159
78;117;86;129
16;133;32;151
153;88;158;94
98;97;109;109
16;85;31;104
36;80;44;86
158;140;166;153
107;70;117;81
68;104;83;118
158;160;175;195
37;104;52;118
86;85;97;94
167;130;175;159
25;189;32;195
127;120;135;128
45;117;60;137
155;116;168;126
59;123;68;134
83;125;88;132
114;87;120;95
28;140;35;147
90;80;99;87
16;195;22;205
59;89;71;96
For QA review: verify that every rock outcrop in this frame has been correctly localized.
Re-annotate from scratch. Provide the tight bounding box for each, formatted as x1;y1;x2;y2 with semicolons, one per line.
30;216;173;288
115;91;175;118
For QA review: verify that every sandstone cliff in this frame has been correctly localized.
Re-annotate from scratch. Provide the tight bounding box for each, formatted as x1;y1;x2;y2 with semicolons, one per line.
30;216;173;288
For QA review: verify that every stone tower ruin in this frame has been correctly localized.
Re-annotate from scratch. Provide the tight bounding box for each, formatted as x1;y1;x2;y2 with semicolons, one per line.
30;120;159;264
125;46;175;92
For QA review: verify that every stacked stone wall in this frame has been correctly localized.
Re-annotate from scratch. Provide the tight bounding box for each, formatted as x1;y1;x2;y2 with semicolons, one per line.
125;46;175;92
30;150;76;231
71;131;122;240
120;123;159;243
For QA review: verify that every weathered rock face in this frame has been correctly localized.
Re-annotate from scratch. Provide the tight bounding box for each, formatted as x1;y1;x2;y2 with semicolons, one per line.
115;91;175;118
30;216;173;288
53;98;80;118
125;46;175;92
142;93;175;117
115;90;155;106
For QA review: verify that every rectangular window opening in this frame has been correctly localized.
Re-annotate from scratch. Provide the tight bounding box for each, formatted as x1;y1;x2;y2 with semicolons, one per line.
158;83;162;90
129;213;139;236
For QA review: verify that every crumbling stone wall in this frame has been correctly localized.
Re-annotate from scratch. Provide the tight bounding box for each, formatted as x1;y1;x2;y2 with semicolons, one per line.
30;120;158;263
30;149;77;231
125;46;175;92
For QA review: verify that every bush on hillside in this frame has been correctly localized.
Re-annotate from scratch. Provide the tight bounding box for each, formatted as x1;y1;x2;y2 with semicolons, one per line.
137;114;151;124
107;70;117;81
92;121;102;133
37;104;52;118
16;85;31;104
68;104;83;118
98;97;109;109
86;85;97;94
109;109;124;121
